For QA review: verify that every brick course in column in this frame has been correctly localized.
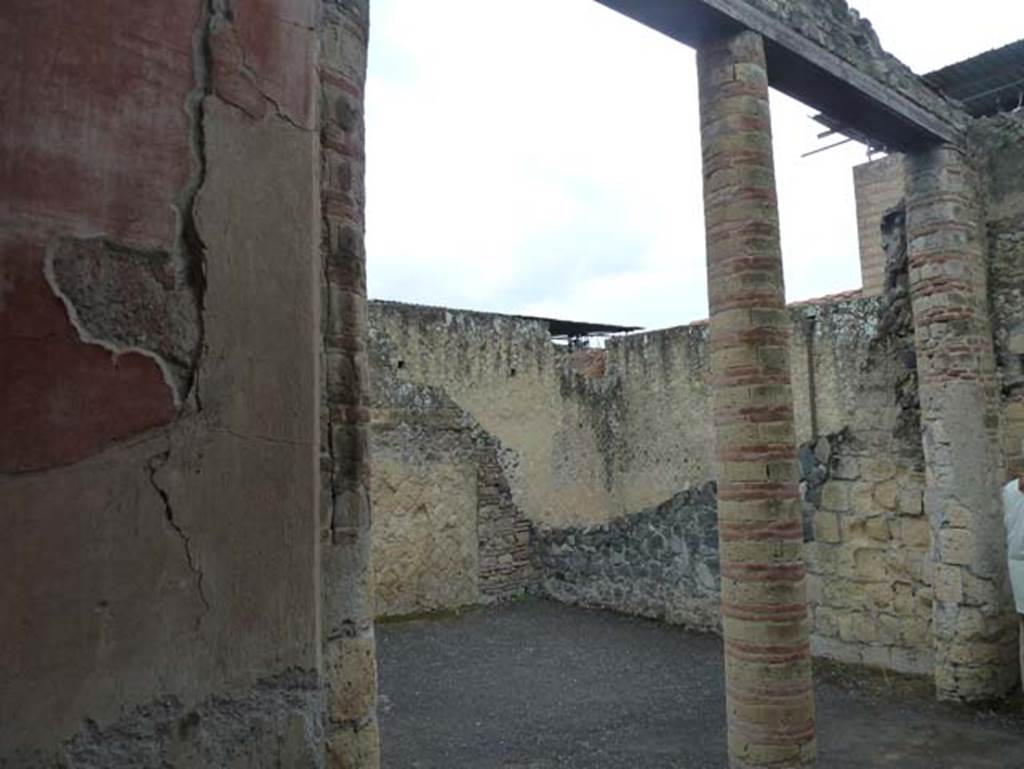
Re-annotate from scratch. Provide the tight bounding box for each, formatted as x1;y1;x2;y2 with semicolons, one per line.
905;144;1018;701
319;1;380;766
697;30;816;769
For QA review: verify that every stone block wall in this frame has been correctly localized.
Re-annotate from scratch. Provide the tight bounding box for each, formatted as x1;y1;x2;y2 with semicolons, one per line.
991;223;1024;474
367;301;621;530
371;400;480;617
979;114;1024;476
317;0;381;762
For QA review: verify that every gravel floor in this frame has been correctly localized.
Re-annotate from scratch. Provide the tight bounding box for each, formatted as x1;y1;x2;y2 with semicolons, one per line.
377;599;1024;768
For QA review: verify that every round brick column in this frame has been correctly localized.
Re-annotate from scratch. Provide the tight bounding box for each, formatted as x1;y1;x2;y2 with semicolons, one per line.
905;144;1017;701
697;30;816;768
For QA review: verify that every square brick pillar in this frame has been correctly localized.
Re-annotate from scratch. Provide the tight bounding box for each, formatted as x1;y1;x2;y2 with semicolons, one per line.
905;144;1018;701
319;1;381;766
697;30;816;769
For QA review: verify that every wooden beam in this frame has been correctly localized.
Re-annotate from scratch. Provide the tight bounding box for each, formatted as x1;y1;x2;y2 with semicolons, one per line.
594;0;963;150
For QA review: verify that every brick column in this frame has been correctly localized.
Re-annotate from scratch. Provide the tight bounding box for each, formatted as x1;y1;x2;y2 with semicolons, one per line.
697;31;815;769
905;144;1017;701
319;1;380;766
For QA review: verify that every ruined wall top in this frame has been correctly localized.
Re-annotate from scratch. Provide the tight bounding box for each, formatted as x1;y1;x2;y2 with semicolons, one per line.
743;0;970;133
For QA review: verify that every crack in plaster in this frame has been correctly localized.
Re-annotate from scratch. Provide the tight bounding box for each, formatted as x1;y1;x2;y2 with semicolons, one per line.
177;0;215;412
216;427;315;449
147;450;211;626
208;0;314;133
41;1;214;414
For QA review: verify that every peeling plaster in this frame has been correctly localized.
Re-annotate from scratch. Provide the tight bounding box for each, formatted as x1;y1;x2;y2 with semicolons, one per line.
40;0;214;414
207;0;315;132
44;238;202;407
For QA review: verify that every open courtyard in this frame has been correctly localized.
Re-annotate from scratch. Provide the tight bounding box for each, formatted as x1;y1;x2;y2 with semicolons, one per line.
379;601;1024;768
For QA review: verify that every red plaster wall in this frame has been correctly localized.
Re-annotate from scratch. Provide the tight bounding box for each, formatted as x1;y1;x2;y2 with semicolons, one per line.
0;1;199;473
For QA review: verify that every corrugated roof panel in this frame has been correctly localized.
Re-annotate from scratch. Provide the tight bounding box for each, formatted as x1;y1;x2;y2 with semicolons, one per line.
923;39;1024;117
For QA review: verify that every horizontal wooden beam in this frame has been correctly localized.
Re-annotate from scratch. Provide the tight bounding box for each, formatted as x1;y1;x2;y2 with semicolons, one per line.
594;0;963;151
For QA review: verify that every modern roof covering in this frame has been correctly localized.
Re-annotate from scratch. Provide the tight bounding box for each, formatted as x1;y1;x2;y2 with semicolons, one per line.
371;299;641;338
923;39;1024;118
543;317;642;338
814;38;1024;150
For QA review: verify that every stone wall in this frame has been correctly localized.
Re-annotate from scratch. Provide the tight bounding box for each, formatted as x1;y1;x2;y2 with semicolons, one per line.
367;308;536;616
368;301;620;530
1;2;324;764
978;114;1024;476
365;111;1024;690
536;484;721;632
367;290;940;673
371;390;481;617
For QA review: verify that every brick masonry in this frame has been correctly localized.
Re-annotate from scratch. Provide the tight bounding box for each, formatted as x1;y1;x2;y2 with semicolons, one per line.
475;428;535;601
905;143;1017;701
318;0;380;766
854;155;906;297
698;29;815;767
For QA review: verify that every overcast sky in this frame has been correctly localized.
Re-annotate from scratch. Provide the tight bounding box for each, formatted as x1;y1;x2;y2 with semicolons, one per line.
364;1;1024;330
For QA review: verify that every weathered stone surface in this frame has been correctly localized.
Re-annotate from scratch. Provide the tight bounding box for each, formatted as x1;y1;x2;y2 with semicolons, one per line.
326;636;379;724
854;155;906;297
318;1;378;765
906;143;1018;701
367;330;536;616
740;0;968;132
372;443;480;616
325;719;380;769
367;283;940;679
8;672;324;769
536;484;721;631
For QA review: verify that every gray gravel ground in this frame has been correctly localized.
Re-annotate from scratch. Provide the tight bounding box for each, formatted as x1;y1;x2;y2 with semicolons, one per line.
377;599;1024;768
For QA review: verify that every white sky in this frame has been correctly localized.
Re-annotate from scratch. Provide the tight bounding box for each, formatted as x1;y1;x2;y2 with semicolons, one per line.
365;0;1024;330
